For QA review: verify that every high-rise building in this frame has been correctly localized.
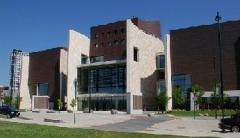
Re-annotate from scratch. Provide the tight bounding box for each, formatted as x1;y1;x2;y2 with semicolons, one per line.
9;49;29;100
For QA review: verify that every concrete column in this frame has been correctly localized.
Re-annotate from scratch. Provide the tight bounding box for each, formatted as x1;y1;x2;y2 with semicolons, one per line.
126;92;131;114
190;92;194;111
164;34;172;111
67;30;90;111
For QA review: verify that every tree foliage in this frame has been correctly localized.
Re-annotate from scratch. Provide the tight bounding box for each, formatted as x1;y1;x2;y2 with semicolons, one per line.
192;84;204;105
3;96;21;108
70;99;77;110
57;99;63;111
3;96;12;106
211;93;229;109
172;87;185;109
156;91;170;112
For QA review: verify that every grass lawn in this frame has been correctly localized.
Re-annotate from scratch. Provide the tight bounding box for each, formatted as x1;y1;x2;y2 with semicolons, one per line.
0;121;216;138
168;110;237;117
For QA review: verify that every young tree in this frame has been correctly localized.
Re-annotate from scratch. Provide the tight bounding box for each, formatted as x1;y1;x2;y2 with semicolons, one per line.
57;99;63;113
211;92;221;119
211;92;229;118
70;99;77;124
192;84;204;110
156;91;170;113
14;96;21;109
172;87;185;109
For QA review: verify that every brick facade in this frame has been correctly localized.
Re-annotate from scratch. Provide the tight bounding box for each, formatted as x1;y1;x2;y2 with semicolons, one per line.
29;47;67;103
170;20;240;91
90;18;161;61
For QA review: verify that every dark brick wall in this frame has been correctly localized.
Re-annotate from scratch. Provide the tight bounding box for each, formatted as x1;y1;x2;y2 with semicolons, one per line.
141;71;162;110
132;18;160;38
90;21;127;61
170;20;240;91
89;18;161;61
29;48;65;102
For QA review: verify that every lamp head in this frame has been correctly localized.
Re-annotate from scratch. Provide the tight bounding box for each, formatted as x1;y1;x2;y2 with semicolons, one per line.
215;12;222;22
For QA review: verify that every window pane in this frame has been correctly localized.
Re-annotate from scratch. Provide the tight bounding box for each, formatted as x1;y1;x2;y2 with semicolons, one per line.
81;54;88;64
172;74;192;97
159;55;165;68
38;83;48;96
134;47;138;62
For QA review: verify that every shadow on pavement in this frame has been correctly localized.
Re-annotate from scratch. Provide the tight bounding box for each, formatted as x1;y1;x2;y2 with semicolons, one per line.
90;116;174;132
211;130;231;133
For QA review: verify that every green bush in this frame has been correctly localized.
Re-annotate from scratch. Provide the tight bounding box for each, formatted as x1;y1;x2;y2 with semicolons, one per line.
3;96;12;106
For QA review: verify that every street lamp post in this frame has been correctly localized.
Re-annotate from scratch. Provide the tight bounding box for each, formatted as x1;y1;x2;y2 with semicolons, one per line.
215;12;225;132
213;56;218;119
74;79;77;124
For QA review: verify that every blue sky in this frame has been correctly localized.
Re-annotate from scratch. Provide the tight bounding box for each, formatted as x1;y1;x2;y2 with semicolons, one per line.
0;0;240;85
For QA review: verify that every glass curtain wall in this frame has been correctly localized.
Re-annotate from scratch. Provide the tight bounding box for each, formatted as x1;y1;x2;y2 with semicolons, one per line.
78;96;126;111
78;65;127;111
88;65;126;94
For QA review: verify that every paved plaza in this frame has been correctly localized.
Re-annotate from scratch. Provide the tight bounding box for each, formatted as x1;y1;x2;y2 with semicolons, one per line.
0;111;239;138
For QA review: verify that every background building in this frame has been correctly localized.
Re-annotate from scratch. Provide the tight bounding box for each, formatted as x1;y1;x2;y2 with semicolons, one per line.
9;49;29;100
170;20;240;110
28;47;68;110
0;85;9;102
9;49;29;109
9;48;68;110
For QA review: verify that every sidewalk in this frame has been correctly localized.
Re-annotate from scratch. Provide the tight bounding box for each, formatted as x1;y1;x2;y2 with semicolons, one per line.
1;112;239;138
139;117;240;138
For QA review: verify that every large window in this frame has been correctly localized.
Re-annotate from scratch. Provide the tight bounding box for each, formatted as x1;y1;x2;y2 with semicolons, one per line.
38;83;48;96
172;74;192;97
88;65;126;94
78;96;126;111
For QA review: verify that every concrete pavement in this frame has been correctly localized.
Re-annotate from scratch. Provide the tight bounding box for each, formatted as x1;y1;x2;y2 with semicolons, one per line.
0;111;240;138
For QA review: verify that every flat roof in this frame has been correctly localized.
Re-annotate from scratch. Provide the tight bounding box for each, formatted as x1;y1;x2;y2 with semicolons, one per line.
30;47;67;54
170;19;240;32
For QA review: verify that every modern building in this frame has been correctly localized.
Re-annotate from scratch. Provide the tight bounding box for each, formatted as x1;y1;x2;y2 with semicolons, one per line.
9;18;172;113
9;49;30;109
9;49;29;100
9;48;68;110
28;47;68;110
7;17;240;112
169;20;240;109
67;18;172;114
